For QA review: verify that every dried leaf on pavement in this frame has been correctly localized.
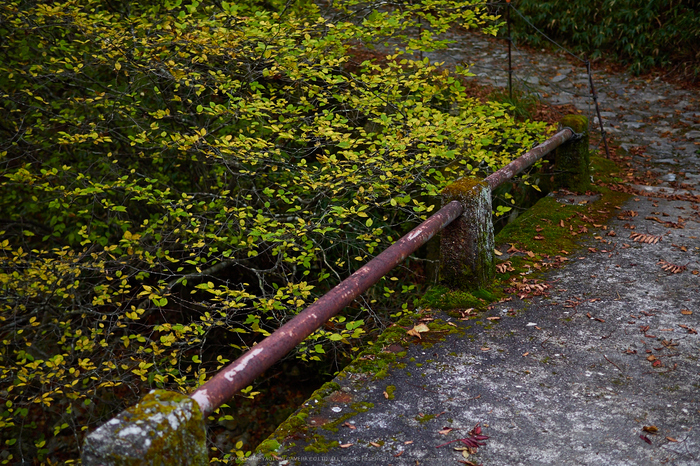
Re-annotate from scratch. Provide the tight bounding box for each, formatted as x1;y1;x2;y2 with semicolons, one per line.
658;260;686;273
630;232;662;243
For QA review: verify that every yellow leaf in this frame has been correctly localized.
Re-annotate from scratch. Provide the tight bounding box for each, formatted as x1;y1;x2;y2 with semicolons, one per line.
406;323;429;338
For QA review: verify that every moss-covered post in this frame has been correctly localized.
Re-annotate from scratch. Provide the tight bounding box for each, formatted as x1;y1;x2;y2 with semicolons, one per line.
82;390;207;466
553;114;590;192
440;177;494;289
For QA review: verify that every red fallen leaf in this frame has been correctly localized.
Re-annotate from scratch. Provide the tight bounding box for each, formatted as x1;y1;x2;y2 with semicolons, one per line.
394;451;404;457
473;423;482;435
460;438;479;448
652;360;663;367
641;435;652;444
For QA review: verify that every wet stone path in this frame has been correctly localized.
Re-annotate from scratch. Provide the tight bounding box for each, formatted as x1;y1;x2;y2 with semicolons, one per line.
425;31;700;192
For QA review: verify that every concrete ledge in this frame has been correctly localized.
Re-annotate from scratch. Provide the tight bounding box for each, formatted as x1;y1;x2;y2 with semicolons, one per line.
82;390;207;466
440;177;494;288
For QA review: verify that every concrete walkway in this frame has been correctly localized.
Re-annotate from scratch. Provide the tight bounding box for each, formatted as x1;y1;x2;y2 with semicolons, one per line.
255;32;700;466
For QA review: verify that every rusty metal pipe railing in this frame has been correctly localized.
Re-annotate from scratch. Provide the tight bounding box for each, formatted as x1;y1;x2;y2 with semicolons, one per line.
191;200;464;417
484;128;573;190
190;128;575;418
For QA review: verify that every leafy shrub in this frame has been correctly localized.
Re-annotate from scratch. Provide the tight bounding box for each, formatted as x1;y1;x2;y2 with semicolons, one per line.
512;0;700;76
0;0;550;461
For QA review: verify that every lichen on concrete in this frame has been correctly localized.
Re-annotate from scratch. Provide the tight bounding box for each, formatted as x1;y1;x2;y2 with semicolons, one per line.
82;390;207;466
554;114;590;192
440;177;495;289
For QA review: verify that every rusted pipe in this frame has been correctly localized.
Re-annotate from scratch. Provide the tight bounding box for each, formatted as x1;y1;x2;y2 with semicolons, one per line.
191;200;464;417
484;128;574;190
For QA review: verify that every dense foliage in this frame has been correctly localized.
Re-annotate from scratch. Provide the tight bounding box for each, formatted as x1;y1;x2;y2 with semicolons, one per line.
512;0;700;76
0;0;550;461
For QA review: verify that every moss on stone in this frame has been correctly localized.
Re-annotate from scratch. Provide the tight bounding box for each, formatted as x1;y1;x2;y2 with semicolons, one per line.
553;114;590;192
83;389;207;466
303;435;339;453
420;286;495;310
385;385;396;400
416;413;436;424
441;177;495;289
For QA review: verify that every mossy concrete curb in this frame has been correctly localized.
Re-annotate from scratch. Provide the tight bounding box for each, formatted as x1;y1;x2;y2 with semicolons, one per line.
82;390;207;466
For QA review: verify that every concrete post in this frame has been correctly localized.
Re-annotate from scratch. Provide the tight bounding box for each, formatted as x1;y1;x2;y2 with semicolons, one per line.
82;390;207;466
440;177;494;289
553;114;590;192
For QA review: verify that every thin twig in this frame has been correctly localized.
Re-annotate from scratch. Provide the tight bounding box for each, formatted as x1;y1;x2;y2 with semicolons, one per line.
603;354;623;373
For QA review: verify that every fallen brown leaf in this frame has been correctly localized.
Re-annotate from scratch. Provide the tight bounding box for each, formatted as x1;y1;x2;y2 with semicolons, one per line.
630;232;662;244
643;425;658;434
658;260;686;274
